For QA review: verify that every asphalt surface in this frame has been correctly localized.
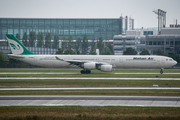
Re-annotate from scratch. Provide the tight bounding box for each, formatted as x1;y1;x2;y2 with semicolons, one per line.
0;95;179;107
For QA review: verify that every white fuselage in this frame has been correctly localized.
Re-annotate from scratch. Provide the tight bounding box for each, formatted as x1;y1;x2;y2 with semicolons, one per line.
8;54;177;69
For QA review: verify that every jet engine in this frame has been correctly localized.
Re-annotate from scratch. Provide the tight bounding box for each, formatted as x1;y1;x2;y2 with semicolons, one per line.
100;65;113;72
83;62;96;70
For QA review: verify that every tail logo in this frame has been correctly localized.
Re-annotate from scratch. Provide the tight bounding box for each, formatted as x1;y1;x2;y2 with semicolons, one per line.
10;43;21;50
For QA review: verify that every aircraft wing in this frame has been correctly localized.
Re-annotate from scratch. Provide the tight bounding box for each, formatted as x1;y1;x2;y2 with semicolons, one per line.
55;56;86;66
55;56;106;67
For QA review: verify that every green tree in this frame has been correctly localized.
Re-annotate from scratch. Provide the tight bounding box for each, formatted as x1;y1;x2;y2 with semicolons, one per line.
37;32;43;47
167;52;180;63
90;40;96;55
53;34;60;49
0;50;7;68
102;46;112;55
92;44;98;55
82;34;88;54
64;49;76;55
75;37;81;52
45;32;51;48
61;36;67;51
16;33;20;40
55;48;63;54
77;51;80;55
106;42;113;55
154;49;165;56
22;32;28;46
123;47;137;55
97;36;104;54
29;31;36;47
68;35;73;49
140;50;150;55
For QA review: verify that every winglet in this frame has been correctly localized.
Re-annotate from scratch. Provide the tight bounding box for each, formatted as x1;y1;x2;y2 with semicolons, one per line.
6;34;35;55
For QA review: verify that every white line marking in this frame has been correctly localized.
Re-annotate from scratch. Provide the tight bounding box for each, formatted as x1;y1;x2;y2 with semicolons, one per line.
0;87;180;90
0;72;180;74
0;77;180;80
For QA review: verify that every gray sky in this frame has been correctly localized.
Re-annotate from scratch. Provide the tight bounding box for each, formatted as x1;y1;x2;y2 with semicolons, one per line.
0;0;179;28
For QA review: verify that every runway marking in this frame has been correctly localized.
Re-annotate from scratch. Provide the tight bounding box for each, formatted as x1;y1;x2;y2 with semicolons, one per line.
0;87;180;90
0;77;180;80
0;72;180;74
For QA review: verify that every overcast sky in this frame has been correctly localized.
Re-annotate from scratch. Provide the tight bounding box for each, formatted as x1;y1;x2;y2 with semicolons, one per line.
0;0;179;28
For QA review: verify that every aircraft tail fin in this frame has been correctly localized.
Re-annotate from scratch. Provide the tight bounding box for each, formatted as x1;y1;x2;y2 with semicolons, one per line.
6;34;35;55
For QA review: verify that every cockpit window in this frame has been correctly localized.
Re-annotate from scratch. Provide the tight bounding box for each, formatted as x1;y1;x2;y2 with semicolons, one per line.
169;59;173;61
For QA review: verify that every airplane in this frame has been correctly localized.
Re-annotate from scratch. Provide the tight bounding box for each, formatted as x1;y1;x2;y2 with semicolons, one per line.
6;34;177;74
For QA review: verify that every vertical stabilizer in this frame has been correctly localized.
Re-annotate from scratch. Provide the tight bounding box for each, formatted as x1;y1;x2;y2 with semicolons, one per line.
6;34;35;55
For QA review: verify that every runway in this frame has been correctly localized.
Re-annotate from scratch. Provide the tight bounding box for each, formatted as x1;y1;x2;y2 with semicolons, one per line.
0;77;180;80
1;72;179;107
0;72;180;74
0;95;179;107
1;87;180;90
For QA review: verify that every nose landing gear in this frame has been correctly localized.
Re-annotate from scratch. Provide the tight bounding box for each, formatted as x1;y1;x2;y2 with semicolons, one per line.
160;68;163;74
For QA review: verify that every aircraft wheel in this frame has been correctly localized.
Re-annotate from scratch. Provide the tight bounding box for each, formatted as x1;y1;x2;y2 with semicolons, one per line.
86;70;91;74
81;70;85;74
81;70;91;74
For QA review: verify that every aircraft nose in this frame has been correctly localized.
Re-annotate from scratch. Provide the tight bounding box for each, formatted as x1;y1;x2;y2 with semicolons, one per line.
174;61;177;65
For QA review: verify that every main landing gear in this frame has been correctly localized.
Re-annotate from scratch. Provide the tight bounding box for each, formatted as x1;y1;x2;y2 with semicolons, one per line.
160;68;163;74
81;70;91;74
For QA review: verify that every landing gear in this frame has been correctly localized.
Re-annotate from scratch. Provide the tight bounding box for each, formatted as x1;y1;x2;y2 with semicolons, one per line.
81;70;91;74
160;68;163;74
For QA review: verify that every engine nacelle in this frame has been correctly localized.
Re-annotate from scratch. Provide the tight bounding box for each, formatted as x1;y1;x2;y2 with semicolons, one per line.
84;62;96;70
101;65;113;72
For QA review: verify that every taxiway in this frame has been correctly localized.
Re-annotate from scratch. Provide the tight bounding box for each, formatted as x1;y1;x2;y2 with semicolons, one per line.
0;95;179;107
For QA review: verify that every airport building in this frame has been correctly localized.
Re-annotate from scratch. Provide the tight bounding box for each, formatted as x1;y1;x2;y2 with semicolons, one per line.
0;17;129;41
0;16;131;55
146;27;180;54
113;28;158;55
113;26;180;55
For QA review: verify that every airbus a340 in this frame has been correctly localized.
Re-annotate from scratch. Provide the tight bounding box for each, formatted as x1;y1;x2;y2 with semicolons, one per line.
6;34;177;74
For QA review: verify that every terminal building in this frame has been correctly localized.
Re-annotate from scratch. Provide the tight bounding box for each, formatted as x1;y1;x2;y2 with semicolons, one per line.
0;17;128;41
0;16;131;54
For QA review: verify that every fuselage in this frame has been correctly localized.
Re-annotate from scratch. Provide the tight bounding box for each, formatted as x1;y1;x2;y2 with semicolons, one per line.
8;54;177;69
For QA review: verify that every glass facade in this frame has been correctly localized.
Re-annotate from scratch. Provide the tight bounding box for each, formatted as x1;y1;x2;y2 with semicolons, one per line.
0;18;123;40
143;31;153;35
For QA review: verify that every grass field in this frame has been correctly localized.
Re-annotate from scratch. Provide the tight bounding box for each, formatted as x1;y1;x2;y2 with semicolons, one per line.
0;89;179;96
0;79;180;88
0;106;180;120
